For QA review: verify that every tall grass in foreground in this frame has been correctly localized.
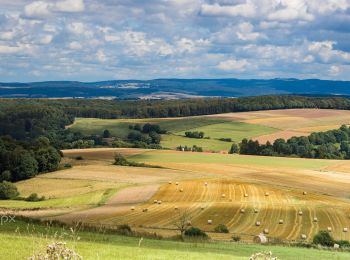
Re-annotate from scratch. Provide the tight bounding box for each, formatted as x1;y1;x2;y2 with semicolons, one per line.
1;219;350;259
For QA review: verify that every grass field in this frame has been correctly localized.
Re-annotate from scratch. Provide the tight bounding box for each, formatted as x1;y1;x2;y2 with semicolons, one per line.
0;220;349;260
69;109;350;151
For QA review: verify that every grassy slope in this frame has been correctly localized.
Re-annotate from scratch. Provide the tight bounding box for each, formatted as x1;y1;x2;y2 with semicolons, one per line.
129;150;332;170
69;117;278;151
0;221;349;260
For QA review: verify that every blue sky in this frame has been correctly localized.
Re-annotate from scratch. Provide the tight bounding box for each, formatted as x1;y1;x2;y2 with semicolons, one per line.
0;0;350;81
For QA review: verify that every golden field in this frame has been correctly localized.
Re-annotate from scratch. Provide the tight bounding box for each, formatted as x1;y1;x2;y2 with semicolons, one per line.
1;147;350;243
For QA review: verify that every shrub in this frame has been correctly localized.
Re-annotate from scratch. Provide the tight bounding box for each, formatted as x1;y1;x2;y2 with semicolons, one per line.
214;224;229;233
117;224;132;235
313;230;334;247
29;242;82;260
335;240;350;248
0;181;19;199
63;163;72;169
114;153;129;166
0;170;11;181
75;156;84;160
25;193;45;202
232;236;241;242
184;227;208;238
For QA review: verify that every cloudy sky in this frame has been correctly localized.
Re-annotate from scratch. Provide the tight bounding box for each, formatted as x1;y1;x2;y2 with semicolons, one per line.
0;0;350;81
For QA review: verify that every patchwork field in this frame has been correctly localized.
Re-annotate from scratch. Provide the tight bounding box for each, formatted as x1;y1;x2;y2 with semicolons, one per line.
2;148;350;244
69;109;350;152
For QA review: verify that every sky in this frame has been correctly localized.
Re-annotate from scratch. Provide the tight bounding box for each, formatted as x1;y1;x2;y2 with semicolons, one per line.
0;0;350;82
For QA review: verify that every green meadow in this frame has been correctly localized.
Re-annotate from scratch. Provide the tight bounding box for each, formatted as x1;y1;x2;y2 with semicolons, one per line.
0;221;349;260
129;151;333;170
69;117;278;151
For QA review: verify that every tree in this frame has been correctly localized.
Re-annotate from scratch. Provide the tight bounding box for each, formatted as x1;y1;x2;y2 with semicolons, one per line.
0;170;11;182
0;181;19;199
313;230;334;247
11;149;38;181
34;147;61;172
103;129;111;138
229;143;239;154
173;211;192;241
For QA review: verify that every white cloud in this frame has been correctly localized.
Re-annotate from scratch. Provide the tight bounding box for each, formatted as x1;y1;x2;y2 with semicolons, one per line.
0;31;16;41
236;22;265;41
55;0;85;13
69;41;82;50
329;65;341;76
96;49;107;62
24;1;51;19
217;59;250;71
67;22;85;34
200;3;256;18
39;34;53;45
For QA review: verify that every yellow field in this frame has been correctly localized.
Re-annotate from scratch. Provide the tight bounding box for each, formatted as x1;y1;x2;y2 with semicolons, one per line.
2;148;350;243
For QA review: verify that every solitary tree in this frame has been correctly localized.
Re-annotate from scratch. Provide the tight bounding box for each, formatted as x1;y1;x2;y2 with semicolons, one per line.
103;129;111;138
229;143;239;154
173;210;192;241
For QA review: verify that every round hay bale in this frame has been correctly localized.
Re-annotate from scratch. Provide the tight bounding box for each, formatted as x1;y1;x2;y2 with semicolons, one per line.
279;219;284;224
263;228;269;234
244;193;248;197
200;206;205;210
174;206;178;210
207;219;212;224
153;200;158;204
142;208;148;212
179;188;184;192
256;221;261;226
254;208;259;213
301;234;307;240
221;194;226;198
157;200;162;204
313;217;318;222
298;211;303;216
334;243;340;249
204;182;208;186
131;206;135;210
240;209;245;213
175;182;179;185
344;227;348;232
168;181;172;184
265;192;269;196
327;227;332;232
303;191;307;195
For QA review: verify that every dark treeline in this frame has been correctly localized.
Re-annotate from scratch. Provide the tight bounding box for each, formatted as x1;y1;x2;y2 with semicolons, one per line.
3;96;350;123
239;125;350;159
3;95;350;142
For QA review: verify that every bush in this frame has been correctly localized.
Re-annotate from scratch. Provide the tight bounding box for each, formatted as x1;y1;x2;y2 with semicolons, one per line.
232;235;241;242
0;181;19;199
335;240;350;248
75;156;84;160
0;170;11;181
25;193;45;202
184;227;208;238
117;224;133;235
214;224;229;233
63;163;72;169
313;230;334;247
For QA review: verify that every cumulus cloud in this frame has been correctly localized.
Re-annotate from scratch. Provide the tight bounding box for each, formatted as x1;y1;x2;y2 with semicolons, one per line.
218;59;250;71
55;0;85;12
24;1;51;19
1;0;350;81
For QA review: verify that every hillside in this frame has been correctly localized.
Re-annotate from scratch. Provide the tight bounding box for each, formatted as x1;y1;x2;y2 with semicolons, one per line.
69;109;350;151
1;78;350;99
1;147;350;243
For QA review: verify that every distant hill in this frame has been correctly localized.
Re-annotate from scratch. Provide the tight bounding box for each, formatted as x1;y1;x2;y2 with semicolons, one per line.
1;78;350;99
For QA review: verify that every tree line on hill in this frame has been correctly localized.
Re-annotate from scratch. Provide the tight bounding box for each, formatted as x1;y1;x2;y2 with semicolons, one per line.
3;95;350;185
233;125;350;159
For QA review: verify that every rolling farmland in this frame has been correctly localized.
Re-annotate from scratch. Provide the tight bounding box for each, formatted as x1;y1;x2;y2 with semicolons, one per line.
69;109;350;151
2;147;350;243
